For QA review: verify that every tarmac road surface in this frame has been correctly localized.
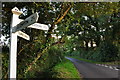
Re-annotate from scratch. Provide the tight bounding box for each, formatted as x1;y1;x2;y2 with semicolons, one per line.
65;57;120;80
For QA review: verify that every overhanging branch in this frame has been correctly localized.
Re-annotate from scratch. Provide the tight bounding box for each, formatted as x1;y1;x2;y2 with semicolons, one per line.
47;4;72;38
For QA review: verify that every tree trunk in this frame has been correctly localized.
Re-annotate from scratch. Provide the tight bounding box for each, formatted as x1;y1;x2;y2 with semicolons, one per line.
85;41;88;50
91;39;93;48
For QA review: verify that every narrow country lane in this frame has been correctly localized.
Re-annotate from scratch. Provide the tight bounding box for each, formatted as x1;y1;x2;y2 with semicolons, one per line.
65;57;120;79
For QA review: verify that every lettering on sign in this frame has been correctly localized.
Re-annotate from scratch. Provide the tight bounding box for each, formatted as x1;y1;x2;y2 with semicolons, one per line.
28;23;49;30
17;31;30;40
19;32;27;38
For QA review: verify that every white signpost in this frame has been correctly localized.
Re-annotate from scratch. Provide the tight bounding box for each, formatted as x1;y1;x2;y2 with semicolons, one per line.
28;23;49;30
9;7;48;79
9;7;23;79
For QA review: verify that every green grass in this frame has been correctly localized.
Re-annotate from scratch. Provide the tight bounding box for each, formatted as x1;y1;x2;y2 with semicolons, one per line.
69;56;120;65
51;58;82;79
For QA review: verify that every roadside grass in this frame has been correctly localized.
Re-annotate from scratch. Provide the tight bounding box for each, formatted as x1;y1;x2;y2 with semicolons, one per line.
69;56;120;65
51;58;82;79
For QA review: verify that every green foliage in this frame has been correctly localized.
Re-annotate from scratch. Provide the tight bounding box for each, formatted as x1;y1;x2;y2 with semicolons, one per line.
23;46;64;78
51;59;80;78
89;50;100;61
2;45;9;53
41;46;64;70
99;42;119;62
2;53;9;78
79;49;88;58
73;41;119;62
69;40;119;62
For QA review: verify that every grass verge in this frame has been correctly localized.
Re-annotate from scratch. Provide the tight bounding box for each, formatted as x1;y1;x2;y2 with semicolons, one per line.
69;56;120;65
51;58;81;79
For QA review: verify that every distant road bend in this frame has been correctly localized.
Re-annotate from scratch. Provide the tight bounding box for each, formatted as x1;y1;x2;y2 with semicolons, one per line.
65;57;119;79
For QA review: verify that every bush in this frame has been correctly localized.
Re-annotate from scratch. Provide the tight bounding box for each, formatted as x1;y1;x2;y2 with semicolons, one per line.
99;41;119;62
79;49;88;58
90;50;101;61
85;50;94;59
70;50;80;56
34;46;64;78
77;42;119;62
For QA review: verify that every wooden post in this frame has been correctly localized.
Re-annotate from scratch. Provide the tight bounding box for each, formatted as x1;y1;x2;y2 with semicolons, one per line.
9;7;22;79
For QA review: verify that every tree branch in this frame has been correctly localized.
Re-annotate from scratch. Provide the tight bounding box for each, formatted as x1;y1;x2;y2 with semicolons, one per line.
25;38;65;74
47;4;72;38
54;5;71;25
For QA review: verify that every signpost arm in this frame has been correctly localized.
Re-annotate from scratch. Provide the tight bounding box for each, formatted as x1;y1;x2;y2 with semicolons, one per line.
9;7;22;79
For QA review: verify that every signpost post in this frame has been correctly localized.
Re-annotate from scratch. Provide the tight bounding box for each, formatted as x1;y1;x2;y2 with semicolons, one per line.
9;7;23;79
9;7;49;80
9;7;39;80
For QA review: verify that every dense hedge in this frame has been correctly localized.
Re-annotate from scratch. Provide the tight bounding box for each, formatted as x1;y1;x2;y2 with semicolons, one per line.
23;46;64;78
2;45;64;78
71;42;119;62
98;41;119;62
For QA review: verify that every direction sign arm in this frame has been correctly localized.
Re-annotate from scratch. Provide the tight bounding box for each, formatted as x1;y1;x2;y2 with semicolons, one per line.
16;31;30;40
27;23;49;31
12;12;39;33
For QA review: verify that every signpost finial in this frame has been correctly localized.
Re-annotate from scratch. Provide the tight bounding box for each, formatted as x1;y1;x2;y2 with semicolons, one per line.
12;7;23;15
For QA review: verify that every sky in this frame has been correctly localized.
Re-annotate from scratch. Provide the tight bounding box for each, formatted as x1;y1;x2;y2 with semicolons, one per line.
1;35;9;45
